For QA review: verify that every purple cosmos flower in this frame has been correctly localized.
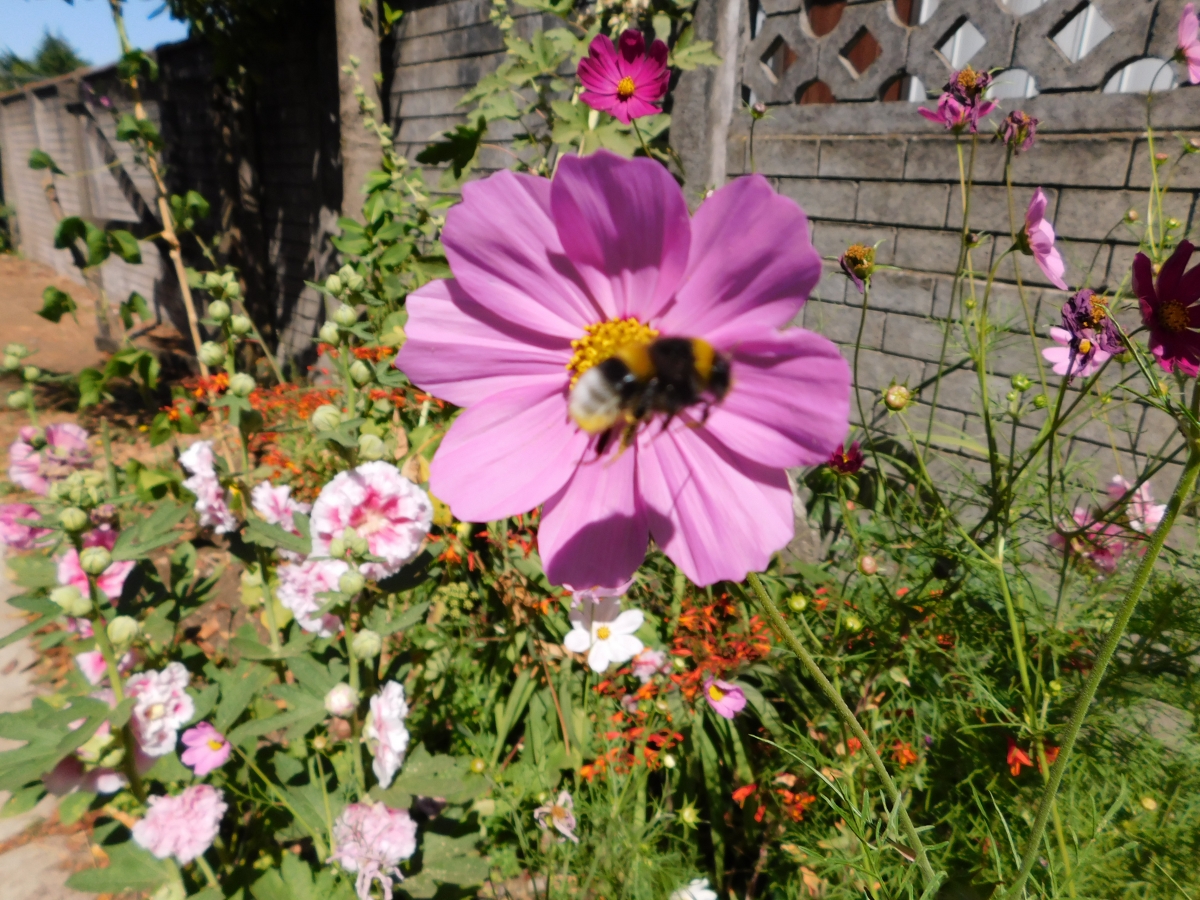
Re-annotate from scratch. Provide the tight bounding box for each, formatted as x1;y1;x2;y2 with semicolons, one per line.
132;784;227;864
998;110;1038;153
179;441;238;534
1134;240;1200;375
8;424;91;495
1020;188;1068;290
0;503;50;549
395;151;850;588
577;30;669;125
918;66;996;134
180;722;232;777
1179;3;1200;84
57;526;136;602
329;802;418;900
533;790;580;843
839;244;875;293
703;677;747;719
1041;289;1121;379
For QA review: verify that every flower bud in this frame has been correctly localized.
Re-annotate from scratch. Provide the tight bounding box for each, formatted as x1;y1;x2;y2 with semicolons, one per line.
79;546;112;575
1006;390;1019;404
357;433;385;461
23;366;41;382
325;274;344;296
884;384;912;411
1140;796;1158;811
1166;217;1182;231
2;355;19;371
679;804;701;826
787;594;808;612
318;321;341;344
107;615;139;645
371;398;392;417
333;304;358;327
857;555;878;576
843;613;864;632
228;372;256;397
662;752;677;769
328;717;352;740
4;343;28;358
351;629;382;659
324;683;358;716
199;341;226;367
311;404;343;432
329;537;346;559
207;300;231;322
1048;679;1062;696
1010;373;1031;392
225;279;242;299
349;360;372;385
7;390;29;410
1033;394;1049;409
59;507;89;532
1124;208;1140;223
229;315;253;336
338;570;366;595
469;757;487;774
51;585;91;617
343;527;369;557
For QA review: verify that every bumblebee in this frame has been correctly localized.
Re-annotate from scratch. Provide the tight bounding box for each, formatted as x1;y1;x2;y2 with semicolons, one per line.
568;337;731;446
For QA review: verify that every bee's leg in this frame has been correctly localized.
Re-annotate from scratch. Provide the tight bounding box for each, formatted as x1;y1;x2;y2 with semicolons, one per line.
595;428;613;457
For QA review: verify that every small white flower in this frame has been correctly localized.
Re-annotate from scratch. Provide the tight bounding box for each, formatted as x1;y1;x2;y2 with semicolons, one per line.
562;597;643;673
670;878;719;900
364;681;410;788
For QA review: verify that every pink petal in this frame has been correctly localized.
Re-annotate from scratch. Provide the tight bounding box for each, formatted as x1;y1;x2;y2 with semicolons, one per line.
637;424;793;586
442;170;599;337
397;279;571;407
703;330;850;468
577;34;621;93
429;385;588;522
660;175;822;346
618;96;663;121
551;151;690;322
539;447;647;589
1025;187;1049;230
579;90;623;118
1028;219;1068;290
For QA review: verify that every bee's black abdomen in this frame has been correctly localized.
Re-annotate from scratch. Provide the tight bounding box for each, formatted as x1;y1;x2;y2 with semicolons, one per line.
647;338;703;408
597;356;641;402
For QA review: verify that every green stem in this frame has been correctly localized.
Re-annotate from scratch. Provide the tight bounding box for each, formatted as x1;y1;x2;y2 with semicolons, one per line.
747;572;941;888
631;118;652;160
194;853;219;888
345;622;367;795
1004;403;1200;898
255;546;283;656
233;743;328;859
100;418;118;498
88;575;146;803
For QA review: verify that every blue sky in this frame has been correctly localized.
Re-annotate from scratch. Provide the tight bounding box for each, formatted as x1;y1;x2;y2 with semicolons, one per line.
2;0;189;68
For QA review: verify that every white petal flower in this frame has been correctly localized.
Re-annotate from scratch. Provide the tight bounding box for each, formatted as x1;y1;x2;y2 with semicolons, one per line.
563;596;644;673
365;681;410;788
670;879;719;900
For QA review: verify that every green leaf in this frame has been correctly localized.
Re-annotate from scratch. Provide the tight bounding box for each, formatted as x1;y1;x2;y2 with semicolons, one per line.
36;286;77;323
66;839;174;893
376;746;486;808
418;831;490;886
6;553;57;588
85;222;110;267
120;291;152;328
245;517;310;556
107;229;142;263
185;189;210;219
58;790;95;826
227;691;325;746
111;500;188;559
415;116;486;180
2;784;45;817
53;216;87;249
670;26;722;71
77;367;105;407
211;660;274;733
28;149;64;174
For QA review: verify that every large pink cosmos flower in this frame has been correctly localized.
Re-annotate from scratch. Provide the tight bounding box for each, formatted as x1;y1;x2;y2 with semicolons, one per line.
1050;507;1126;574
132;784;227;864
1179;3;1200;84
0;503;50;549
577;30;669;125
396;152;850;588
1020;188;1068;290
310;462;433;580
57;526;136;602
1134;240;1200;375
329;802;418;900
8;424;91;495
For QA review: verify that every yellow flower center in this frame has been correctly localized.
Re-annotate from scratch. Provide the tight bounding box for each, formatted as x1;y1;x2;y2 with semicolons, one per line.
707;683;726;701
1159;300;1190;333
844;243;875;277
208;738;225;751
596;626;612;641
147;703;165;720
616;76;637;100
953;66;981;95
1077;338;1092;355
567;317;658;385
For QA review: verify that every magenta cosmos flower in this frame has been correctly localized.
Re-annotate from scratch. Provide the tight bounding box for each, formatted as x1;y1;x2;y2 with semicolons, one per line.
577;30;669;124
1107;476;1166;534
918;66;995;133
180;722;232;776
1020;188;1068;290
132;784;227;864
396;152;850;588
703;677;747;719
1134;240;1200;375
1179;3;1200;84
329;802;418;900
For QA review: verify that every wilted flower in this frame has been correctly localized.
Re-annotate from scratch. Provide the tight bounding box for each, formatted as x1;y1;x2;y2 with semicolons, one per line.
566;578;632;608
328;802;418;900
577;30;669;124
563;596;644;673
126;662;195;757
364;681;410;789
0;503;50;549
631;647;670;682
703;677;747;719
839;243;875;293
310;461;433;580
396;151;849;587
180;722;232;777
533;790;579;843
1134;240;1200;375
132;784;227;863
1019;188;1068;290
1107;476;1166;534
671;878;719;900
828;441;864;475
179;441;238;534
8;423;91;495
57;526;135;602
276;557;348;637
918;66;995;133
1042;289;1121;379
1178;2;1200;84
998;110;1038;153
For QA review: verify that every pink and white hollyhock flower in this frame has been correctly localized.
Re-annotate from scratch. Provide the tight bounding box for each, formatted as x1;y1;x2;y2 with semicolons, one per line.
703;677;747;719
132;784;227;863
179;441;238;534
75;648;135;686
1021;188;1068;290
57;526;136;602
396;151;849;588
180;722;232;777
631;647;670;682
310;462;433;580
364;681;410;789
126;662;195;757
1179;3;1200;84
577;30;670;124
0;503;50;549
329;802;418;900
563;596;644;673
252;482;311;559
1107;476;1167;534
276;557;348;637
8;424;92;495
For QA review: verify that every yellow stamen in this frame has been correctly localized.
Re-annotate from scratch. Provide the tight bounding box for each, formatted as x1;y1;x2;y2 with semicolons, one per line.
567;317;658;385
208;738;225;751
1160;300;1190;333
617;76;636;99
1077;338;1092;355
953;66;981;95
708;683;726;701
596;626;612;640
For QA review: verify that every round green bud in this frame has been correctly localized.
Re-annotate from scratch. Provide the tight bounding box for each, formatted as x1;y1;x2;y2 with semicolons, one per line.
787;594;808;612
50;585;91;617
324;683;358;716
4;343;28;358
338;570;366;595
1166;217;1182;230
228;373;256;397
328;537;346;559
857;555;878;576
884;384;912;411
79;546;112;576
198;341;226;367
311;404;343;432
325;274;344;296
229;315;253;336
371;398;392;416
2;355;19;372
349;360;372;385
679;804;701;826
224;279;242;299
23;366;41;382
357;433;385;461
1048;679;1062;696
106;615;139;645
351;629;383;659
207;300;231;322
59;507;89;532
7;390;29;410
843;613;864;632
333;304;358;327
1033;394;1049;409
1006;390;1019;404
344;527;369;557
469;757;487;774
318;322;341;344
1010;373;1031;392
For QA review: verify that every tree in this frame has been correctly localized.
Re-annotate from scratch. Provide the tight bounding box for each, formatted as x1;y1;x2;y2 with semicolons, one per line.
0;31;89;91
334;0;383;222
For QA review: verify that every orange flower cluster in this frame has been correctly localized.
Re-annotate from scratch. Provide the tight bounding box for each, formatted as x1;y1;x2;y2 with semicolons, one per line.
159;398;194;422
669;596;772;701
892;741;919;767
771;773;817;822
315;344;396;363
184;373;229;399
578;719;683;782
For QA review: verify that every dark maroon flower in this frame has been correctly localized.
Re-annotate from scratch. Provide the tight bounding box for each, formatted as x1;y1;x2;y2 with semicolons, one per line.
1134;240;1200;376
998;110;1038;153
828;441;864;475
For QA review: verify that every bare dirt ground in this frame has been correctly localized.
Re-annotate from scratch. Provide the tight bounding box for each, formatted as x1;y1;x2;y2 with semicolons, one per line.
0;256;107;375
